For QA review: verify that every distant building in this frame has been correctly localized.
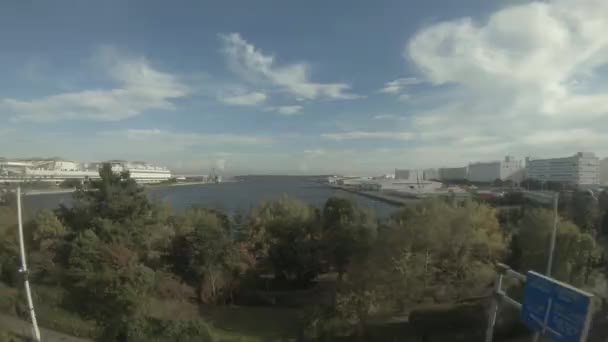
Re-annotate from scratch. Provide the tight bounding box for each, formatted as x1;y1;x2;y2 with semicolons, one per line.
394;169;424;181
438;167;468;181
525;152;599;187
467;156;524;183
423;168;438;180
600;158;608;186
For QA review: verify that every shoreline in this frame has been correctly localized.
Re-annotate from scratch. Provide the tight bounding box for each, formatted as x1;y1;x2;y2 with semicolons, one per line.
20;180;236;196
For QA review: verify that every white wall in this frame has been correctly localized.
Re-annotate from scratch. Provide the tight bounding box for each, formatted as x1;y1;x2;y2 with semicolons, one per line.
526;152;599;186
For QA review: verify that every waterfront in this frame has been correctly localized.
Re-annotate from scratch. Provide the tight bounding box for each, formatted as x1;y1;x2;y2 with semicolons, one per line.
23;177;399;218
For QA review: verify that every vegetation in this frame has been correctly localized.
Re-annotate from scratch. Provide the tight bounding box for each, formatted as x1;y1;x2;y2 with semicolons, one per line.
0;166;607;341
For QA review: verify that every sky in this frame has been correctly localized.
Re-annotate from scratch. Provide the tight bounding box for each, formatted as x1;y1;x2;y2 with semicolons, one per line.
2;0;608;175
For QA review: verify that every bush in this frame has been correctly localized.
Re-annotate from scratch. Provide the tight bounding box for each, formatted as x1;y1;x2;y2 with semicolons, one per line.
153;272;195;301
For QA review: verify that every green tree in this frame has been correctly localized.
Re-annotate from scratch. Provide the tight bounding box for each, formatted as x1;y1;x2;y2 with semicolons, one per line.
335;199;506;332
55;164;170;340
64;229;155;341
27;210;66;283
169;208;249;303
244;197;323;285
566;191;599;234
517;209;597;286
322;197;375;280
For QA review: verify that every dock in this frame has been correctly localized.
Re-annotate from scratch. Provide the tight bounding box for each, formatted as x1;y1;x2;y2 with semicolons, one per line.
330;185;415;206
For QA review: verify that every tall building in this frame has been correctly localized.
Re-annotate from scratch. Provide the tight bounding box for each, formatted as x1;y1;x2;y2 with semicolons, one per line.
525;152;599;187
600;158;608;186
423;168;439;180
467;156;524;183
438;166;468;181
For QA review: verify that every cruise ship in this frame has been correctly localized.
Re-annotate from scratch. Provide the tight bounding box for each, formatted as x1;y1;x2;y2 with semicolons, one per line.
0;158;172;184
105;160;172;183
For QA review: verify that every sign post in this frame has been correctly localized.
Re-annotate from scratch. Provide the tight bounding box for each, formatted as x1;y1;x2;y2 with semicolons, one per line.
521;271;594;342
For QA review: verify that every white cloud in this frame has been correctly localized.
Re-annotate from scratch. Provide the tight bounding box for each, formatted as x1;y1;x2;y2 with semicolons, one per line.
321;131;415;141
397;93;411;102
3;46;189;122
215;158;226;171
374;114;396;120
101;129;273;146
378;77;420;94
303;148;326;157
219;33;359;100
404;0;608;159
217;91;267;106
269;105;303;115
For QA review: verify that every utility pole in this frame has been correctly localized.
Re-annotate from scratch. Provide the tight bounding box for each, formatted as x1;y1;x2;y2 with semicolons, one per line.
546;192;559;276
532;191;559;342
16;186;41;341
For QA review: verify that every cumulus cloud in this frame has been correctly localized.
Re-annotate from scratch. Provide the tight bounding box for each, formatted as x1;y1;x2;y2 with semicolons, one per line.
219;33;359;101
217;90;267;106
101;128;273;146
322;131;415;141
405;0;608;158
303;148;326;157
378;77;420;94
266;105;303;115
3;46;189;122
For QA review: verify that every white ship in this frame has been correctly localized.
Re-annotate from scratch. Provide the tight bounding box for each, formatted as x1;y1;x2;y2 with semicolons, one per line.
106;160;172;183
0;158;172;184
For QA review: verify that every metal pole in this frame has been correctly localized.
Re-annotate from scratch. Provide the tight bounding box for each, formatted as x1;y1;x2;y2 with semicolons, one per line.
17;186;41;341
533;192;560;342
546;192;559;277
485;268;504;342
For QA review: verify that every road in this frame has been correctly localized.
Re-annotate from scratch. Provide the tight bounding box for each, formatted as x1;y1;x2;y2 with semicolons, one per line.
0;313;90;342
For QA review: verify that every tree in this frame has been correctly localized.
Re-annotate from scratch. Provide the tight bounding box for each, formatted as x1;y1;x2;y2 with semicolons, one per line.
333;199;506;333
243;197;323;285
169;208;249;303
27;210;66;283
55;164;171;339
64;229;155;340
516;209;596;286
566;191;599;234
322;197;375;279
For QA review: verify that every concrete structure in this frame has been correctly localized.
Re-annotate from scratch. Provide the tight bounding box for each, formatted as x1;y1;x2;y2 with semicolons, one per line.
423;168;439;180
525;152;600;187
438;167;468;181
467;156;524;183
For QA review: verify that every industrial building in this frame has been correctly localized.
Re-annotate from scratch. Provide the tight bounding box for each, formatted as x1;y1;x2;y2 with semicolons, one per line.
525;152;600;187
438;167;468;181
467;156;524;183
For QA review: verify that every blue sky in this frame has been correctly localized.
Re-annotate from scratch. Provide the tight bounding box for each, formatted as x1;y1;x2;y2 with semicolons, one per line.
2;0;608;174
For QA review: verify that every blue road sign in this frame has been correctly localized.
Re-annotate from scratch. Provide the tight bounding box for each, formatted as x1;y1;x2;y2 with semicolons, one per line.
521;271;594;342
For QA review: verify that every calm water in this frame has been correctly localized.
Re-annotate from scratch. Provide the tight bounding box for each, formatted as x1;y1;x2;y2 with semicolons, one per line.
23;177;398;219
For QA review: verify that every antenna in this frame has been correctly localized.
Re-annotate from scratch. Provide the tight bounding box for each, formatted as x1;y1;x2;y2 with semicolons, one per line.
17;186;41;341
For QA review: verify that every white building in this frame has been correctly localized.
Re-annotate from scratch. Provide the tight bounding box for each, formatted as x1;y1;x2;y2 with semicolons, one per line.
525;152;600;187
467;156;524;183
438;167;468;181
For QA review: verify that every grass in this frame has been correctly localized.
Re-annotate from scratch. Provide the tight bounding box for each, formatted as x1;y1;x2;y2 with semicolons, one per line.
0;283;98;339
148;297;302;341
0;330;26;342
